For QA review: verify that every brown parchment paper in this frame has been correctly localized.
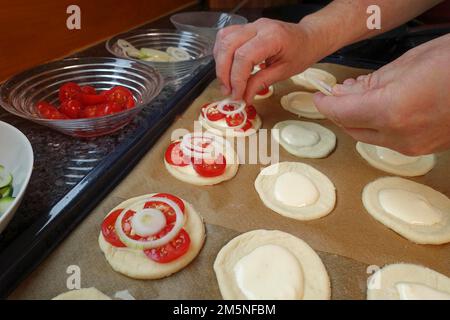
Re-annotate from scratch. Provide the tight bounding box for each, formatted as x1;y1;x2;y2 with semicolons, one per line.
10;63;450;300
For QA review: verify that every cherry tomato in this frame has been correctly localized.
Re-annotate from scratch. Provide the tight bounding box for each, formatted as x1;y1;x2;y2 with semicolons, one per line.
81;105;98;118
144;193;185;224
144;226;191;263
36;101;68;120
81;85;97;95
225;113;245;127
95;103;113;117
202;103;225;121
101;209;126;247
245;105;257;120
106;86;135;109
165;141;190;167
256;86;270;96
59;82;81;103
109;101;124;113
59;99;82;119
80;93;107;106
192;154;227;177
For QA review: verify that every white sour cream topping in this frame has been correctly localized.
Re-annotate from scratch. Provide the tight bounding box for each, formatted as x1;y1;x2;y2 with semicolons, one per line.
274;172;319;207
234;244;304;300
375;146;419;165
396;282;450;300
281;124;320;147
378;188;442;225
131;208;166;237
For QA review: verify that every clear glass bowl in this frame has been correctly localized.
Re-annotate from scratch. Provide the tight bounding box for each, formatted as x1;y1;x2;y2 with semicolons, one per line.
106;29;213;85
170;11;248;41
0;57;163;138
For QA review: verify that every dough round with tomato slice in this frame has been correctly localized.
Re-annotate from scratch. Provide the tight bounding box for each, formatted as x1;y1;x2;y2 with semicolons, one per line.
199;102;262;137
98;194;206;279
164;138;239;186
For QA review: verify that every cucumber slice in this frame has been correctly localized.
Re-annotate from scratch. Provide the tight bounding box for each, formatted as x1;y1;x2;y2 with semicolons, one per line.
0;172;12;188
0;186;13;198
0;196;15;216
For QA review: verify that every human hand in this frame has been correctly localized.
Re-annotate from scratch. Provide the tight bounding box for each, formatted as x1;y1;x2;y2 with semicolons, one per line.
314;34;450;155
214;18;327;103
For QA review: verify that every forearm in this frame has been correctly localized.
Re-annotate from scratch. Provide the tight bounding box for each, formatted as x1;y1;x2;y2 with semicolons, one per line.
299;0;443;59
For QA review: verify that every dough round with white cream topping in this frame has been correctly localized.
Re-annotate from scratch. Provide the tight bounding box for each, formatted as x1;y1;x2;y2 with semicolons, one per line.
362;177;450;244
52;288;111;300
273;120;336;158
356;142;435;177
280;91;326;119
214;229;330;300
99;194;206;279
367;263;450;300
255;162;336;220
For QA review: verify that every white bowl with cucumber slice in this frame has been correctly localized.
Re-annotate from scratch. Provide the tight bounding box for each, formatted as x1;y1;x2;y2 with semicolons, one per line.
0;121;33;234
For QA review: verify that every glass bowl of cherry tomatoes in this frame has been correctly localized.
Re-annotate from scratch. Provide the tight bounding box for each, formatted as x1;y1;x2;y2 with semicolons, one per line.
0;57;163;137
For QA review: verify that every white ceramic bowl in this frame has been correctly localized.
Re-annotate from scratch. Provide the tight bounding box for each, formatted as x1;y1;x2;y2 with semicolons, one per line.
0;121;33;234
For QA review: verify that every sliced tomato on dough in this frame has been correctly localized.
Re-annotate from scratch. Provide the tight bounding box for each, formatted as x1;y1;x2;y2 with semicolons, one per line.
192;154;227;177
144;225;191;263
225;113;245;127
101;209;129;247
144;193;185;224
245;105;257;120
201;103;225;121
256;86;270;96
165;141;191;166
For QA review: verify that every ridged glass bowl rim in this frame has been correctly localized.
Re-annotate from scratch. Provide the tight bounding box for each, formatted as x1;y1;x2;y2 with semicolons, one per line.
0;57;164;125
105;28;214;66
170;11;248;31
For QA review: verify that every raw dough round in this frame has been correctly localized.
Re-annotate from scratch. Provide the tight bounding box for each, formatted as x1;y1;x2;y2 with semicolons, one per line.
291;68;337;92
362;177;450;244
99;194;206;279
214;229;330;300
367;263;450;300
165;138;239;186
273;120;336;158
255;162;336;220
199;114;262;137
280;91;326;119
52;287;111;300
356;142;435;177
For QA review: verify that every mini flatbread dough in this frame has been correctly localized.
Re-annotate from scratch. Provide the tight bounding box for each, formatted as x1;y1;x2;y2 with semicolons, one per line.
291;68;337;92
356;142;435;177
362;177;450;245
273;120;336;158
165;139;239;185
367;263;450;300
254;85;274;100
199;114;262;137
99;194;206;279
214;229;330;300
280;91;326;119
255;162;336;220
52;287;111;300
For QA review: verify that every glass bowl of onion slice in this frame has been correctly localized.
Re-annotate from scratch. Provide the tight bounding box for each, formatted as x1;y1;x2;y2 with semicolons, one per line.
0;57;163;137
105;29;213;84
